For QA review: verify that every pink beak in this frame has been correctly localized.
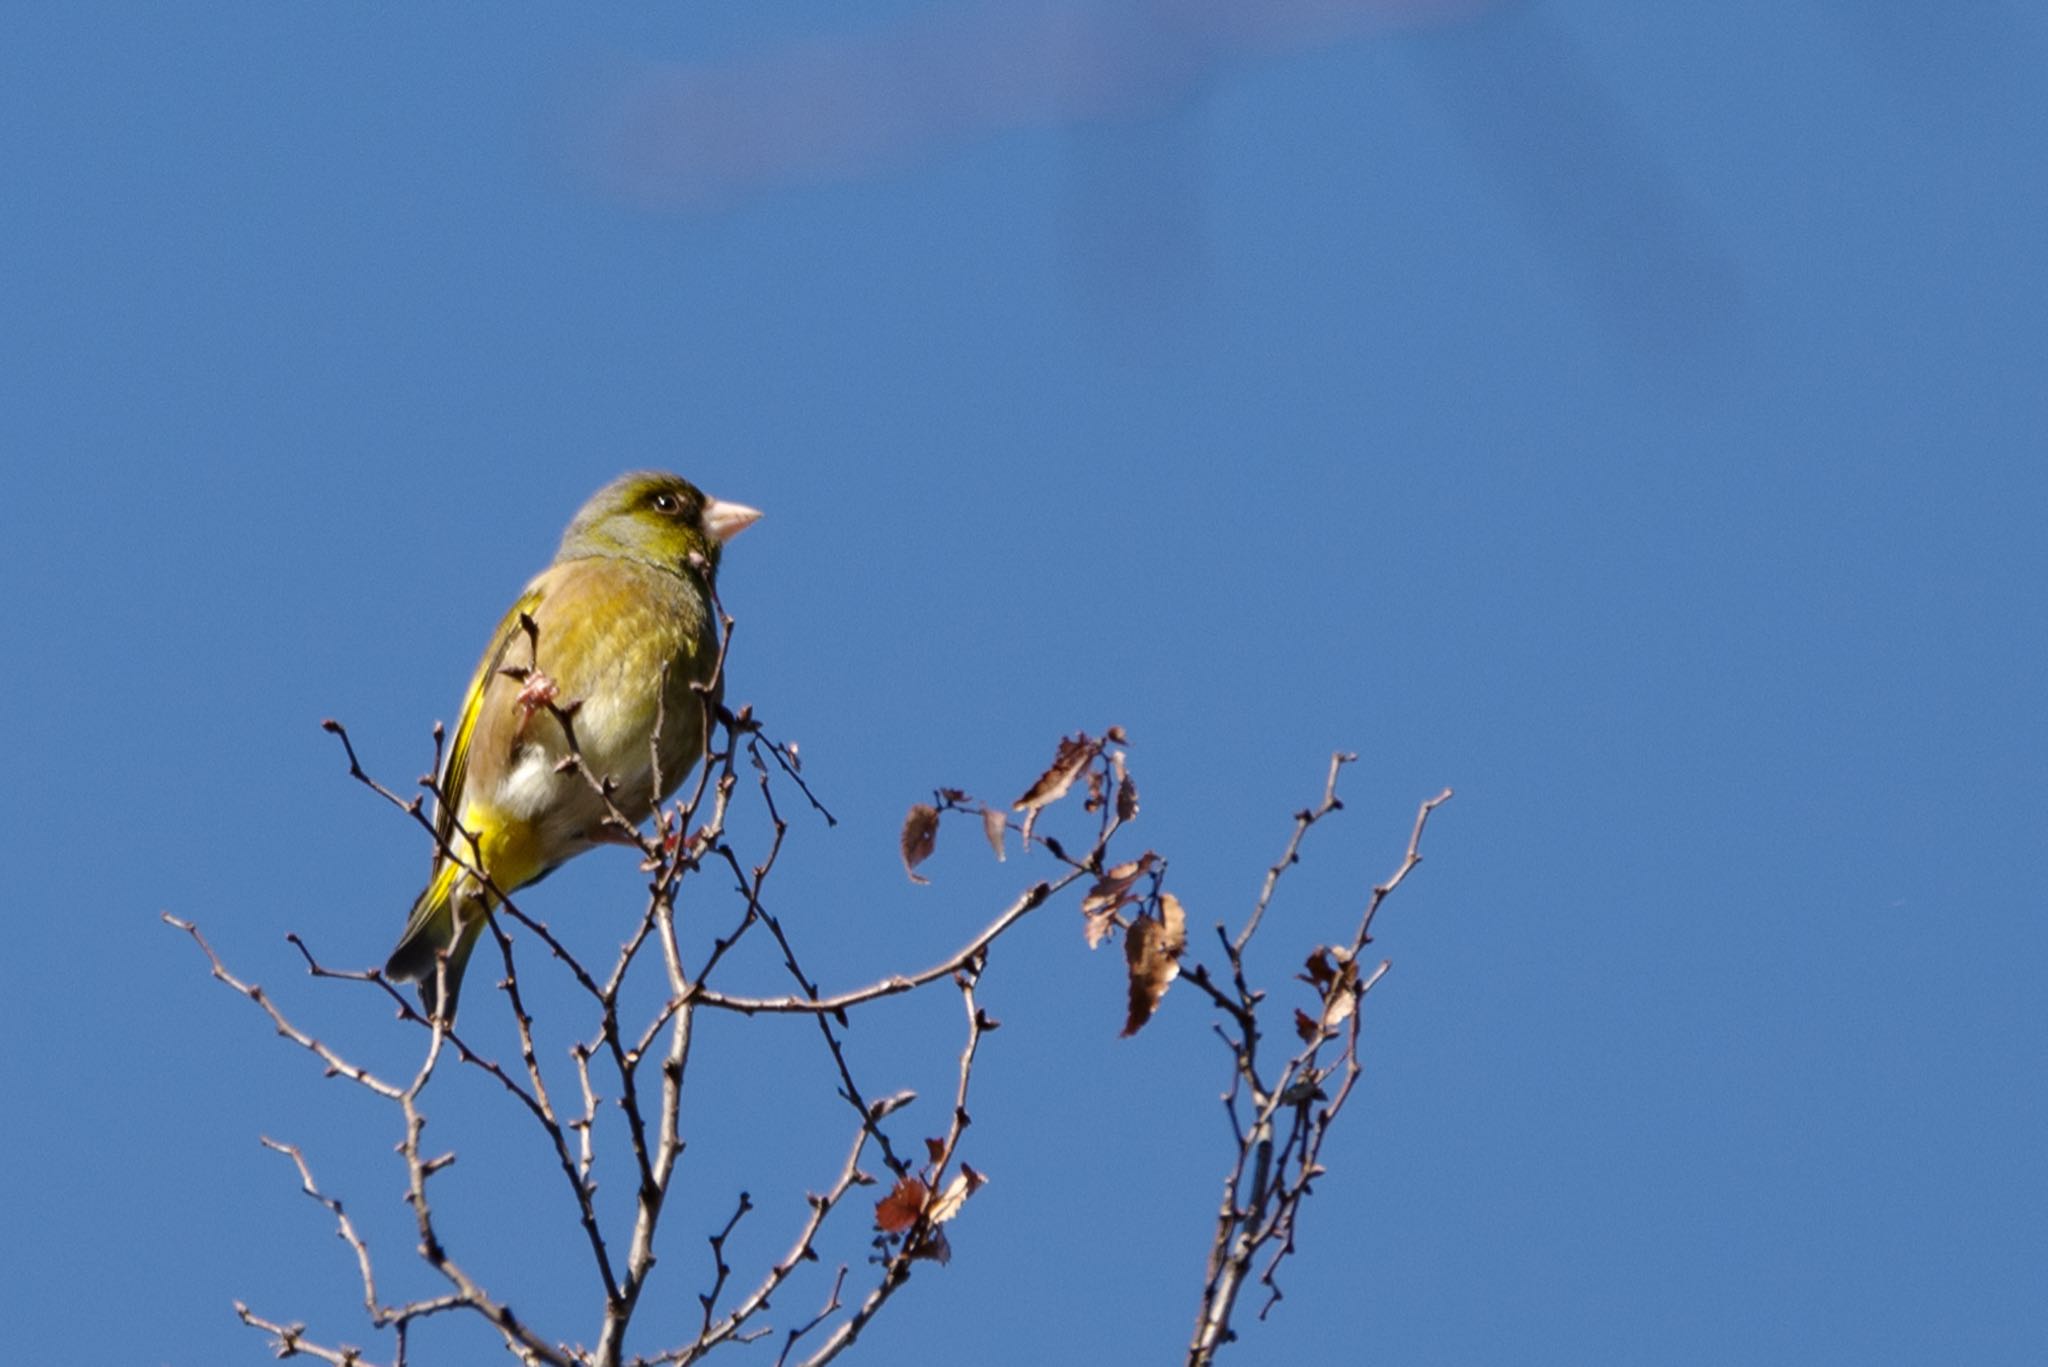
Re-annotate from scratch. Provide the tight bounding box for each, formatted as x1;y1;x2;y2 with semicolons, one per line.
703;496;762;543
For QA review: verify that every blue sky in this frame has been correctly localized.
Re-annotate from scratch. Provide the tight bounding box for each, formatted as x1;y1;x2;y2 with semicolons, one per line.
4;3;2044;1363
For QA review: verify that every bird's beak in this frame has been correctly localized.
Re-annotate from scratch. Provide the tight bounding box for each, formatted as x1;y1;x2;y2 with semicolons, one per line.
703;497;762;543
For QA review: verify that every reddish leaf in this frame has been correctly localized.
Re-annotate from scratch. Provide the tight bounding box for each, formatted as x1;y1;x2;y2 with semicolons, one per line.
875;1176;928;1234
901;803;940;884
1120;892;1189;1036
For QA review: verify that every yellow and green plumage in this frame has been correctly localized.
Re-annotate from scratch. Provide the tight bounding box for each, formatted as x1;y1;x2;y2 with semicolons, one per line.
386;471;760;1019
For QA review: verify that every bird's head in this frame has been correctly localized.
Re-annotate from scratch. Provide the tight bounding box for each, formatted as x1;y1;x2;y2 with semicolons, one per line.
557;471;761;577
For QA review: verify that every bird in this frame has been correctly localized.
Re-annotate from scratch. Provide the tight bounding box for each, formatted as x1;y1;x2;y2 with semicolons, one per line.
384;471;760;1020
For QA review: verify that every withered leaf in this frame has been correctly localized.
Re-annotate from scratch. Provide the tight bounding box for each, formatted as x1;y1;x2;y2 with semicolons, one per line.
1120;891;1189;1037
1116;770;1139;823
924;1137;946;1165
869;1089;917;1120
1294;1008;1321;1043
1083;910;1118;950
901;803;940;884
1280;1070;1327;1105
1296;949;1361;1033
875;1175;928;1234
981;806;1007;861
913;1226;953;1265
1321;956;1363;1032
1081;851;1158;917
1159;891;1186;945
1013;733;1102;815
928;1166;987;1225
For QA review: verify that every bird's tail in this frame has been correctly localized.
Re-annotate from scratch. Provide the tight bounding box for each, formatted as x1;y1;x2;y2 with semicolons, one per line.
385;860;490;1022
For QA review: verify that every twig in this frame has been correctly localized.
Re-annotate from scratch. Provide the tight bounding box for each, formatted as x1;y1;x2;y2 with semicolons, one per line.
1185;784;1452;1366
687;879;1060;1016
163;916;403;1102
261;1138;384;1325
1234;752;1354;954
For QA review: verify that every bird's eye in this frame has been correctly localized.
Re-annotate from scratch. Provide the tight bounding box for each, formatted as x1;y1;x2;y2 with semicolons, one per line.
649;492;681;515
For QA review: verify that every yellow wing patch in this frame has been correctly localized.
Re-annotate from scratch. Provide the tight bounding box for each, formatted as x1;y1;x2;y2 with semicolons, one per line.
436;585;544;850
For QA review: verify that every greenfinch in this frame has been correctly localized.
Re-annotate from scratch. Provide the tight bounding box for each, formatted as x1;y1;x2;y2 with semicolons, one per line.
385;471;760;1019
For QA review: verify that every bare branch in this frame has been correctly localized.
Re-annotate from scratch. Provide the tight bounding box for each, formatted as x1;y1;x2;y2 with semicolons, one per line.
1234;752;1354;954
1186;783;1453;1366
234;1303;375;1367
260;1138;384;1326
163;915;403;1102
192;698;1436;1367
687;878;1061;1016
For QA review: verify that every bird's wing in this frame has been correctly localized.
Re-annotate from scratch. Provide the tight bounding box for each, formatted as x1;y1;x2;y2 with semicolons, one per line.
435;584;545;851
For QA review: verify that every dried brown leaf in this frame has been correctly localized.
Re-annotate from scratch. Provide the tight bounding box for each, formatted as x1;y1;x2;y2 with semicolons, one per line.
1083;910;1118;950
1280;1071;1327;1105
869;1090;917;1120
928;1167;986;1225
981;806;1007;861
1321;956;1362;1032
875;1176;927;1234
1158;891;1187;947
1081;851;1157;916
1013;734;1102;814
1293;1008;1321;1043
924;1137;946;1166
901;803;940;884
1120;892;1189;1037
914;1226;953;1265
1116;770;1139;823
